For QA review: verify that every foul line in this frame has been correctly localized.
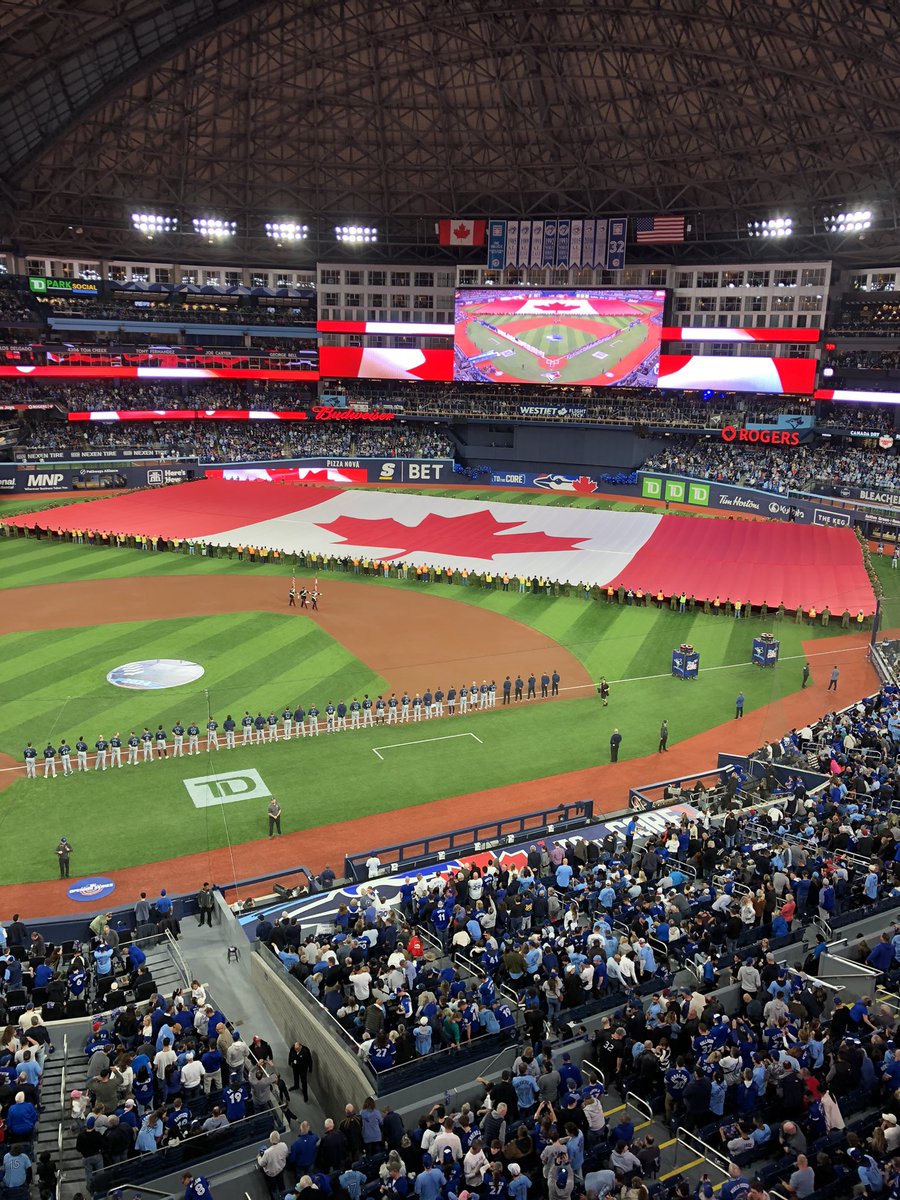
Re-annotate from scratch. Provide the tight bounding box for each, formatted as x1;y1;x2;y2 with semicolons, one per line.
554;641;870;693
0;644;871;777
372;731;483;761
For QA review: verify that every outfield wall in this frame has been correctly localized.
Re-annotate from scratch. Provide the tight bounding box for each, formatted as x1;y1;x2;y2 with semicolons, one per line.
635;470;864;528
454;420;670;474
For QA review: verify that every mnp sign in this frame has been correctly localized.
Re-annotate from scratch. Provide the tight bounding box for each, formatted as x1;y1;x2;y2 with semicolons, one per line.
184;769;271;809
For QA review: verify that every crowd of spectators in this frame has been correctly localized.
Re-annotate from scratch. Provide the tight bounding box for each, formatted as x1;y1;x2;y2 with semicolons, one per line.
236;685;900;1200
32;299;314;327
823;350;900;373
816;405;896;433
335;385;763;429
7;689;900;1200
0;292;41;325
0;381;313;411
14;412;455;462
830;300;900;335
642;438;900;493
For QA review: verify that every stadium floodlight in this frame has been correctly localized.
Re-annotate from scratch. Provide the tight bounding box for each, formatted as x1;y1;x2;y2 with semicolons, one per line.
746;216;793;238
192;217;237;240
131;212;178;236
79;268;101;280
265;221;309;241
334;224;378;243
824;208;873;233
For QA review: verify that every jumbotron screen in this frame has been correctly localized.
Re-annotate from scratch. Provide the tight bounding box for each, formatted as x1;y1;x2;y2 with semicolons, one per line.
454;288;666;387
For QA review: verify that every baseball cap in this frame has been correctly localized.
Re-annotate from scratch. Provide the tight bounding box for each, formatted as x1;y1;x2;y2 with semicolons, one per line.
883;1113;898;1125
508;1165;521;1177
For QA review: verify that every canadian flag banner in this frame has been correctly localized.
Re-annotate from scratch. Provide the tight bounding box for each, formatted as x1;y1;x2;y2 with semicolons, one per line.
437;219;487;246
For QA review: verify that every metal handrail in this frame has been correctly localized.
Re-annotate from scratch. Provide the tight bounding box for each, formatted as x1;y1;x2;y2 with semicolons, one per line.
828;952;880;980
255;944;374;1079
625;1090;653;1122
675;1126;732;1175
109;1187;172;1198
812;914;833;940
163;928;192;989
457;947;522;1012
666;856;698;879
581;1059;606;1087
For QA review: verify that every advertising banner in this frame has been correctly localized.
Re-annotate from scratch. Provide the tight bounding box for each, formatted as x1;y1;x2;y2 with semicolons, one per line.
200;458;454;485
0;463;197;493
517;404;590;420
637;472;862;527
16;449;199;461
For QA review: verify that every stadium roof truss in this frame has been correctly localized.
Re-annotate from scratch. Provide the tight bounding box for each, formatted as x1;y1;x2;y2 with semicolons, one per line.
2;0;900;262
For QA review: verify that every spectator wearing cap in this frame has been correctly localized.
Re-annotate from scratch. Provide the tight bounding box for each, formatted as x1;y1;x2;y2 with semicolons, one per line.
548;1165;573;1200
414;1155;445;1200
506;1163;531;1200
116;1098;139;1133
878;1113;900;1155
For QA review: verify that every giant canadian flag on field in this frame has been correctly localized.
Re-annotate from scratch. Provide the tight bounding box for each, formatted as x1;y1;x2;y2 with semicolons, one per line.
437;219;487;246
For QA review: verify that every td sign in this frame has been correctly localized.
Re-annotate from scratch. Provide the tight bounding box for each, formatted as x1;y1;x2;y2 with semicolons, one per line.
641;476;710;507
183;768;271;809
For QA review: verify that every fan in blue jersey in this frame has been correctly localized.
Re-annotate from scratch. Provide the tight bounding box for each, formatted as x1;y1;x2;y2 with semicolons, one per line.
182;1173;213;1200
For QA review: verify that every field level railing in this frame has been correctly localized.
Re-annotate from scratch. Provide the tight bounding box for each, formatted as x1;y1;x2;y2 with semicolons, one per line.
345;800;594;880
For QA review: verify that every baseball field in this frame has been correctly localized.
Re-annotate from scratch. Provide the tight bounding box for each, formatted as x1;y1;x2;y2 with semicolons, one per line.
0;493;877;889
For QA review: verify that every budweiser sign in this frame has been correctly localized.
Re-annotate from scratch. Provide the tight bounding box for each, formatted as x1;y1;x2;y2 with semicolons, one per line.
312;405;395;422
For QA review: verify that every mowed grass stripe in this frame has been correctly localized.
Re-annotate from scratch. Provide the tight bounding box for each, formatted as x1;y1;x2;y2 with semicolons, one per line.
0;614;383;755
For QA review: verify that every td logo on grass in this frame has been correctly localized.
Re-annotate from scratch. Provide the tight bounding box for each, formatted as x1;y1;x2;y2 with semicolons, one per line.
184;769;271;809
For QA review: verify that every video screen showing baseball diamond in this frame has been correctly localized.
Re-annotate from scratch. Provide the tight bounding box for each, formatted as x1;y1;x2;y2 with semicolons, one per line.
453;287;665;386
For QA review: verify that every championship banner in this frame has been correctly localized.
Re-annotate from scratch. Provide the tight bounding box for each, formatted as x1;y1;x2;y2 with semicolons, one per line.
487;217;628;271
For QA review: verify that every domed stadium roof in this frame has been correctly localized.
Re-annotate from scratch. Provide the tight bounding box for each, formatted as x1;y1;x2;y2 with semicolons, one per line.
2;0;899;260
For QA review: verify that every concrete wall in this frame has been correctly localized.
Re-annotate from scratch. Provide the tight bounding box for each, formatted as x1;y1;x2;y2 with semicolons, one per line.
251;948;375;1117
454;422;669;473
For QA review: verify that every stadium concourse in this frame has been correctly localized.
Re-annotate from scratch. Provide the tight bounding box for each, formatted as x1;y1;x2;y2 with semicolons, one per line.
3;479;877;615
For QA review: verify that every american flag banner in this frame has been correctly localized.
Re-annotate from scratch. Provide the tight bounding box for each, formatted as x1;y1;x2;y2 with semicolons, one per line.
634;215;686;244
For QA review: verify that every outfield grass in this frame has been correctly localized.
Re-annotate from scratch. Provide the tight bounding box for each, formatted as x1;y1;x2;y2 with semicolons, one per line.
0;495;125;518
350;485;728;518
0;531;853;882
0;612;386;759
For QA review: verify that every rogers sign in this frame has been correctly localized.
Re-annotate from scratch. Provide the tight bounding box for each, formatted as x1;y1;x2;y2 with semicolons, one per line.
721;425;801;446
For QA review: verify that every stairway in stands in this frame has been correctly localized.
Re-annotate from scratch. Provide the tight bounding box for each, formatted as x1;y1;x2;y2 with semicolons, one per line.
57;939;189;1198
